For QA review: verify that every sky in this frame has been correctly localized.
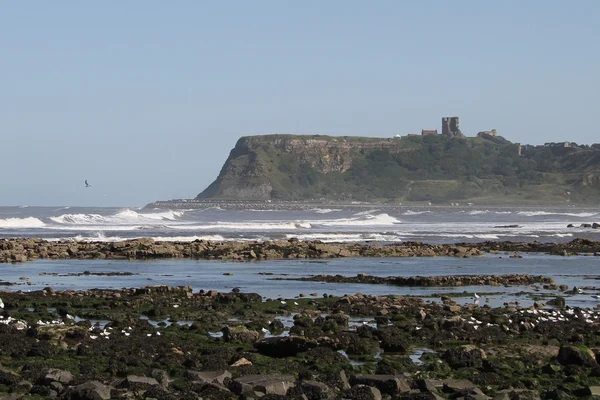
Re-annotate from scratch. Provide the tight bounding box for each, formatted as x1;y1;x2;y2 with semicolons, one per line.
1;1;598;207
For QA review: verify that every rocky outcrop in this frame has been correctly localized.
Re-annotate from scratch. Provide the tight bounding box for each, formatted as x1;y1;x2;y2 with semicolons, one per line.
0;238;485;264
279;273;554;287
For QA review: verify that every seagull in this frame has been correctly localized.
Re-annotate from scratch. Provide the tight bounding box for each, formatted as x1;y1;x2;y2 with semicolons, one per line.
0;298;4;309
85;180;91;188
592;295;600;300
474;293;480;299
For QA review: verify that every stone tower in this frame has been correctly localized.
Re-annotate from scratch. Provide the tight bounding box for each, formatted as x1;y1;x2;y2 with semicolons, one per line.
442;117;464;138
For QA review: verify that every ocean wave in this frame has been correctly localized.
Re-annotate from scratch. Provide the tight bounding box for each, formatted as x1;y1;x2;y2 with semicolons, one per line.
437;233;500;240
61;234;228;243
466;210;489;215
517;211;598;218
402;210;432;216
309;208;343;214
317;213;401;227
0;217;45;229
49;209;185;225
177;221;313;231
353;209;380;216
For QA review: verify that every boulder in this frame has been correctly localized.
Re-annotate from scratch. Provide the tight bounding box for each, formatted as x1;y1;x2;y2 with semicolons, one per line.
222;326;260;343
443;345;486;368
231;374;295;395
254;336;319;357
185;370;232;385
350;375;411;395
557;345;597;367
63;380;112;400
44;368;74;384
443;379;477;392
343;385;382;400
119;375;160;390
288;381;332;400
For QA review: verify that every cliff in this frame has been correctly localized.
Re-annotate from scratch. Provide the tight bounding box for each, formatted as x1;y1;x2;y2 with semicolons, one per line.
196;134;600;204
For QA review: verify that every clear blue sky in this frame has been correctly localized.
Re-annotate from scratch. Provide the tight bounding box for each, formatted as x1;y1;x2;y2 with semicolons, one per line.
1;1;598;206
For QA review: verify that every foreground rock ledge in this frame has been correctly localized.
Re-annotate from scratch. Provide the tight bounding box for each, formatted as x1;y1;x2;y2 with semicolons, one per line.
0;237;598;263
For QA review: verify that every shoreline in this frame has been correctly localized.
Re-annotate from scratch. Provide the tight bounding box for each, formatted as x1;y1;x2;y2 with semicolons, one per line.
0;237;598;263
0;282;598;398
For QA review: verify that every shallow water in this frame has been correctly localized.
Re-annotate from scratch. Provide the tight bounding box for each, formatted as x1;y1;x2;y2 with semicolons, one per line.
1;254;599;308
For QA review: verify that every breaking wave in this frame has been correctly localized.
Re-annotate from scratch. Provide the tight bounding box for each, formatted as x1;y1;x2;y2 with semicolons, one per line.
0;217;45;229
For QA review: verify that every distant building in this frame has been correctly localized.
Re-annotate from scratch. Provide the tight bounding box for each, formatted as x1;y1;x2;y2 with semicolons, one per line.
477;129;497;137
442;117;464;138
421;129;438;135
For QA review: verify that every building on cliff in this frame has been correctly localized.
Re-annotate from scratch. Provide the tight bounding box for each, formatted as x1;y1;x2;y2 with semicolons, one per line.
477;129;497;137
421;129;438;135
441;117;464;138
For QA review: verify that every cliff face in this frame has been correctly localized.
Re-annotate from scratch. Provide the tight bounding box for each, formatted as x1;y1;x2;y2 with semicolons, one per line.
197;134;600;204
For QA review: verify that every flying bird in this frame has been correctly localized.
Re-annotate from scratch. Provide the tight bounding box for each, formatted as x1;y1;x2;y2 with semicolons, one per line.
85;180;91;188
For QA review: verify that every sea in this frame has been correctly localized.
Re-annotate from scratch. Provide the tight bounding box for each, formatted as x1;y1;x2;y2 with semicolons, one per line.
0;204;599;308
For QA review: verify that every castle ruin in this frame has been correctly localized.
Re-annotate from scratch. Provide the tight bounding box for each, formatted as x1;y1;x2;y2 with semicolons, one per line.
442;117;464;138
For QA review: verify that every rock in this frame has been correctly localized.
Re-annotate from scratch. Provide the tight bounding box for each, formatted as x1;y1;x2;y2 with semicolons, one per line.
0;395;24;400
325;370;351;391
149;369;169;387
416;378;443;393
350;375;410;395
231;357;253;367
222;326;260;343
44;368;74;384
594;223;600;229
557;345;597;367
443;345;486;369
583;386;600;396
442;379;477;392
343;385;382;400
119;375;160;390
495;389;541;400
567;224;574;228
63;380;112;400
185;370;232;385
254;336;319;357
288;381;332;400
231;374;296;395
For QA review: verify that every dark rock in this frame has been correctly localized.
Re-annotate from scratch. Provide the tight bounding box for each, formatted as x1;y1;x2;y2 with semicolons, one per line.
557;345;597;367
254;336;319;357
343;385;382;400
288;381;332;400
350;374;411;395
442;345;486;369
63;380;112;400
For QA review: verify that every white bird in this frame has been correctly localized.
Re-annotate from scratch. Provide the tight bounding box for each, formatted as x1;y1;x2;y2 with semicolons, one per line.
592;295;600;300
156;331;161;336
172;304;180;308
261;327;269;333
0;298;4;309
280;301;286;304
474;293;480;299
294;302;299;306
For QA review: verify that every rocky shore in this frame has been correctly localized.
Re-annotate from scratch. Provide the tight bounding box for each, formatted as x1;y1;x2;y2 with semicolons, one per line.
0;238;599;264
273;274;555;287
0;238;484;263
0;284;599;399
